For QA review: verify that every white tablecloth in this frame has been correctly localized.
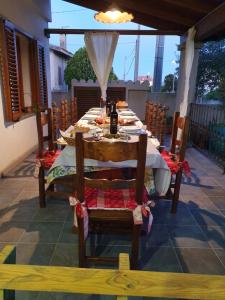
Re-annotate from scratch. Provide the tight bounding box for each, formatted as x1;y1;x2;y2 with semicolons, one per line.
49;108;171;195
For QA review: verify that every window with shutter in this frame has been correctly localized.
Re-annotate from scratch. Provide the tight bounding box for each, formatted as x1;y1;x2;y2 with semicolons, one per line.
0;19;48;121
0;19;22;121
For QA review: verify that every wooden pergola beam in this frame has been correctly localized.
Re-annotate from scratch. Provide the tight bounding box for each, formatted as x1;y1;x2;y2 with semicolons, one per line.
64;0;188;31
45;28;182;37
195;3;225;41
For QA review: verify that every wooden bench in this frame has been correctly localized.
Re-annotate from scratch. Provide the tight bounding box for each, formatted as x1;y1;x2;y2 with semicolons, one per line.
0;245;225;299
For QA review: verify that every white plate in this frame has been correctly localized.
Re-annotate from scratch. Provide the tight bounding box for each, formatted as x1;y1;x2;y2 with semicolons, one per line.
121;116;138;121
121;126;140;132
87;111;101;115
119;111;136;116
90;107;101;111
81;114;97;120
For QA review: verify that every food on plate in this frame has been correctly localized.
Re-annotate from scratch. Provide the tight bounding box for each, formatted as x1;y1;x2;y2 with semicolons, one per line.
118;117;135;125
95;117;110;125
116;100;128;108
69;125;90;137
95;116;135;126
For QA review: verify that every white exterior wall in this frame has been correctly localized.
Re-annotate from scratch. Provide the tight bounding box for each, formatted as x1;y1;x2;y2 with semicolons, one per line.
0;0;51;175
50;51;68;92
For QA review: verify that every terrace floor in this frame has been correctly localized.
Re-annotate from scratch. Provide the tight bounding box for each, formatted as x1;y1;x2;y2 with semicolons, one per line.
0;147;224;299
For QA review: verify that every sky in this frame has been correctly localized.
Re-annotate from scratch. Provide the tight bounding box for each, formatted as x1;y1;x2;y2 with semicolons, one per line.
49;0;180;81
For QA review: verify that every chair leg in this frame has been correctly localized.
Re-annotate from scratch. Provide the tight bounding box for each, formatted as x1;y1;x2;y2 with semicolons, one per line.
38;166;46;208
131;224;141;270
171;169;183;214
77;217;86;267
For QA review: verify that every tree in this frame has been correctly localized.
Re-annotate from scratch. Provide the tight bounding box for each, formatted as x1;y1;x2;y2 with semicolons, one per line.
64;47;118;88
196;40;225;99
161;74;177;92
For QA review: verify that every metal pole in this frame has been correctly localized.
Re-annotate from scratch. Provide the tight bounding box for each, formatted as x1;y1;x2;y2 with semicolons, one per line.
152;36;165;92
134;25;140;81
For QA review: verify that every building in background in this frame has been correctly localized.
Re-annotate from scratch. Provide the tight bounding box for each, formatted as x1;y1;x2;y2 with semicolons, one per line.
138;75;153;86
50;40;73;101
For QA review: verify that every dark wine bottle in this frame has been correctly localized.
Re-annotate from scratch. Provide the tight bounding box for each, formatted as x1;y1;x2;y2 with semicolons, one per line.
106;96;111;117
110;102;118;134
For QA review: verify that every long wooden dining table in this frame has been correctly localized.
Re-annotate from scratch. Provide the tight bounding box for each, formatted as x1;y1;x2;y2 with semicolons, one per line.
47;107;171;196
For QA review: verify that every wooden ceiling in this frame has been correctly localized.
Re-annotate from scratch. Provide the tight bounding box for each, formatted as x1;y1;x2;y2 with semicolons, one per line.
64;0;225;41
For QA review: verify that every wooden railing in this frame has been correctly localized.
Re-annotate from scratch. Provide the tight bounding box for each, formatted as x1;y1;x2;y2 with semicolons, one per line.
189;103;225;171
0;246;225;300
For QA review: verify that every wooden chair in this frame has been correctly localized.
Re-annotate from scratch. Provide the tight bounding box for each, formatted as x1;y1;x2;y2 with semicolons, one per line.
162;112;190;213
74;132;148;269
145;101;167;145
36;108;74;207
52;97;78;138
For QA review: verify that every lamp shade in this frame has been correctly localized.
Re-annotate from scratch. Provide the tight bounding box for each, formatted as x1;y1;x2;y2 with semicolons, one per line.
94;10;133;24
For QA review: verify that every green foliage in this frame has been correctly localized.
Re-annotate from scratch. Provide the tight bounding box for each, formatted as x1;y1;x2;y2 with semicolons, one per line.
197;40;225;101
205;78;225;101
161;74;177;92
64;47;118;88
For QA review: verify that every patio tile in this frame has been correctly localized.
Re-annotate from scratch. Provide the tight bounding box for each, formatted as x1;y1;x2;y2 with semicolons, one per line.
181;194;217;211
16;291;39;300
214;249;225;267
169;225;210;248
50;243;78;266
19;222;63;243
201;186;225;197
93;244;131;259
141;224;171;247
16;243;55;265
11;190;39;207
58;221;78;244
190;209;225;227
0;221;29;242
208;196;225;210
0;204;37;223
32;205;70;222
175;248;225;275
153;205;197;226
141;246;182;272
213;176;225;189
36;292;113;300
200;226;225;249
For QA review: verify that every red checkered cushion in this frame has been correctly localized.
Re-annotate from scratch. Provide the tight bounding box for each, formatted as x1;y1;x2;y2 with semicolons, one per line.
37;149;61;169
84;187;149;210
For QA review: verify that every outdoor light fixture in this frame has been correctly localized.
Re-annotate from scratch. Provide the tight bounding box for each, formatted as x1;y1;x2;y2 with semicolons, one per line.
94;9;133;24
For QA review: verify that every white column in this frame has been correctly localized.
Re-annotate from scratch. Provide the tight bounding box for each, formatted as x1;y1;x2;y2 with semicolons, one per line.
175;28;201;116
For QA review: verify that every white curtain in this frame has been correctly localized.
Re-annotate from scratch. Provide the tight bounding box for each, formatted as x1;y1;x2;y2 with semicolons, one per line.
179;27;196;116
84;32;119;101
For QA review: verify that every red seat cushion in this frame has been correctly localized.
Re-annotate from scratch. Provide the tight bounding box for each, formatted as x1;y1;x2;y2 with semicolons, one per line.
37;149;61;169
161;150;191;176
84;187;149;210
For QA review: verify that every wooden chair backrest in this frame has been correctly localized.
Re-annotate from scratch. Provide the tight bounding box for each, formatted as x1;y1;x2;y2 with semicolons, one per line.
170;111;189;162
75;132;147;205
52;98;78;137
145;101;167;144
36;108;54;158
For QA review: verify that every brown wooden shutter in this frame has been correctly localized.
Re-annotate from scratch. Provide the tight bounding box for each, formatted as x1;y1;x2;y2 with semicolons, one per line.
0;19;22;121
74;87;101;119
31;40;48;109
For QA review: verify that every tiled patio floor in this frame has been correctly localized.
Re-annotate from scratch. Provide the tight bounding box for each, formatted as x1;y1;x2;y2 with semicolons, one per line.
0;147;224;299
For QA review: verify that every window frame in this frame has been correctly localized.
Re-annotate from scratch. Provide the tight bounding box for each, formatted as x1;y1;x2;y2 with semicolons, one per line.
0;18;48;122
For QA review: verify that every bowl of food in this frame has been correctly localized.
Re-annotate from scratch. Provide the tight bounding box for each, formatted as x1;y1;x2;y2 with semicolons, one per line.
60;125;90;146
